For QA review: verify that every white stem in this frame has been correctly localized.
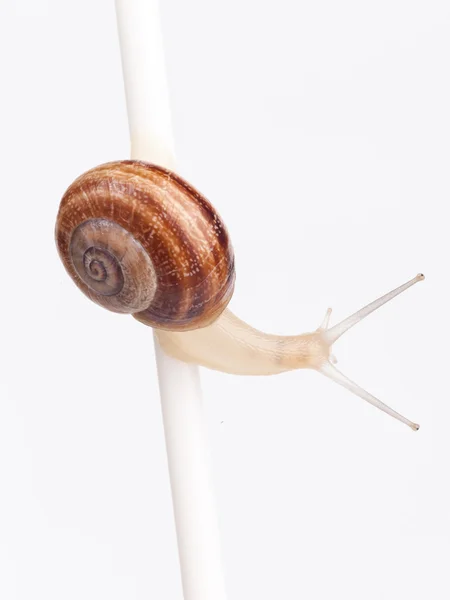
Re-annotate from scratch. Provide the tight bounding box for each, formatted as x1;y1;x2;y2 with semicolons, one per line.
115;0;175;167
154;345;228;599
115;2;227;599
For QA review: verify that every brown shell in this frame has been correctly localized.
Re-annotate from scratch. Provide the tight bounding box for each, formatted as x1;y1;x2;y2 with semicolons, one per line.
55;160;235;331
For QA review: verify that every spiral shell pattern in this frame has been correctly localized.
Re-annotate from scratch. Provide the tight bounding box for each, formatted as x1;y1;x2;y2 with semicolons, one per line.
55;160;235;331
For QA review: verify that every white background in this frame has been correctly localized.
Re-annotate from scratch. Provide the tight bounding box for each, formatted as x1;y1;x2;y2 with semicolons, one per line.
0;0;448;598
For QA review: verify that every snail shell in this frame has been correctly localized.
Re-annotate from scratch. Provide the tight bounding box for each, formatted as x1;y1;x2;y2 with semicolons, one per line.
55;160;235;331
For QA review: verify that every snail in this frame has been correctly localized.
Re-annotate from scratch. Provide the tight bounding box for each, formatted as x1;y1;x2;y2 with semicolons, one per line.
55;160;424;430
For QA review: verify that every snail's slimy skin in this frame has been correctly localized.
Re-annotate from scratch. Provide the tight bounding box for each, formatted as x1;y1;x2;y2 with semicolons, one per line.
55;160;424;430
155;309;329;376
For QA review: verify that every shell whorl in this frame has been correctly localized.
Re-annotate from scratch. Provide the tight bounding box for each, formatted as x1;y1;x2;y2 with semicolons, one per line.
55;160;235;331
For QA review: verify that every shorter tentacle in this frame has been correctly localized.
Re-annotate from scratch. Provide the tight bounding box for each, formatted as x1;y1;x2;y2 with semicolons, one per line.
318;308;333;330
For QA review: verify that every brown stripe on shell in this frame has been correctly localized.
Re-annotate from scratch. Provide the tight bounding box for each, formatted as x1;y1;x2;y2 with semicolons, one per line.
55;160;235;331
142;163;230;290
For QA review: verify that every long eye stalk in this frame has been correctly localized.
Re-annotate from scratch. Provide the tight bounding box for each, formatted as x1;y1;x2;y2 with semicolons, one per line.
324;274;424;345
319;362;420;430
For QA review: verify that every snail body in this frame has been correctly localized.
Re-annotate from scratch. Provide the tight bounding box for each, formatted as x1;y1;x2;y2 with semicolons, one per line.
56;160;423;430
155;311;327;376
